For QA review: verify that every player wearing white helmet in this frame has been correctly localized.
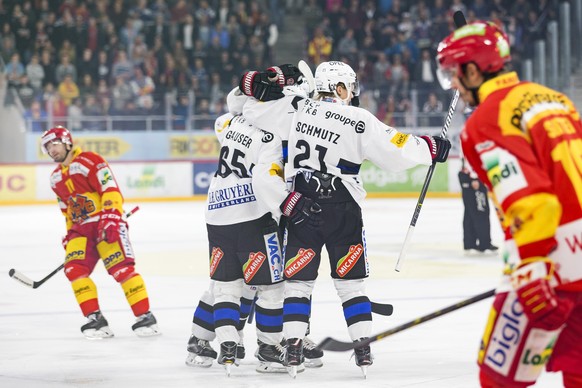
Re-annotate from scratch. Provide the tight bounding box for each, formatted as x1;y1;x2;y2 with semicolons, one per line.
237;60;451;378
185;63;324;375
313;61;360;105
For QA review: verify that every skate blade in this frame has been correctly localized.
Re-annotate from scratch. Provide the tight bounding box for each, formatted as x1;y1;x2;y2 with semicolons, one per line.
286;365;305;378
83;326;114;339
305;358;323;368
224;363;232;377
133;324;161;337
256;361;287;373
185;354;214;368
360;365;368;379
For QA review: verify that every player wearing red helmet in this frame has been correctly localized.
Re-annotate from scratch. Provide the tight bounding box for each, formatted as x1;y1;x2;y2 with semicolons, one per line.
41;126;160;339
437;22;582;388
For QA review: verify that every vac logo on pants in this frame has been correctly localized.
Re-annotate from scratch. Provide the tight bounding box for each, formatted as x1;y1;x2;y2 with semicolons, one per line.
336;244;364;277
284;248;315;278
209;247;224;276
243;252;266;282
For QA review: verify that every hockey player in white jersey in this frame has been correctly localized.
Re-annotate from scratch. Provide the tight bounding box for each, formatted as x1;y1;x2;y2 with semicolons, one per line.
238;61;451;377
190;78;326;376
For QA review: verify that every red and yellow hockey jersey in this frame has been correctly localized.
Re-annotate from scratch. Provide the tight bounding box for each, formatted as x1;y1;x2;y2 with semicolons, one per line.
50;147;124;231
461;72;582;289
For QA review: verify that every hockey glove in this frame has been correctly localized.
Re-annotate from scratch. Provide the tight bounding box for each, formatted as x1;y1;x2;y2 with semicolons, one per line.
511;259;574;330
98;208;123;243
420;135;451;163
267;64;303;86
239;70;284;101
280;191;323;230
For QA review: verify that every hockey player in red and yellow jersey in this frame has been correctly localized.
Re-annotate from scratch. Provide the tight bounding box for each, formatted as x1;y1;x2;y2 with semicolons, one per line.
437;21;582;387
41;126;160;339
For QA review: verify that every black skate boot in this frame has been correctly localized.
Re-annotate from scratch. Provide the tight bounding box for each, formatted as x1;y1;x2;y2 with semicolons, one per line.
303;336;324;368
285;338;304;378
81;310;114;339
185;335;218;367
353;338;373;378
131;311;161;337
217;341;238;377
255;340;286;373
235;342;245;365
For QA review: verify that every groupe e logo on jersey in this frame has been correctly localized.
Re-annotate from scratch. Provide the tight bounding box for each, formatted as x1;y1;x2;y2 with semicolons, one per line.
324;111;365;133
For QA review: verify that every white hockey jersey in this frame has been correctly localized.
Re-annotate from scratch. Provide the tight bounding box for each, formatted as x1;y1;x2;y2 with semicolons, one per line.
205;113;288;226
242;96;433;204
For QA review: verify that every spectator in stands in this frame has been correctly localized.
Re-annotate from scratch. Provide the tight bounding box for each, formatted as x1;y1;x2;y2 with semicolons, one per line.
13;14;33;64
58;39;76;64
421;92;444;127
5;53;24;86
55;54;77;84
413;48;437;89
111;50;133;83
79;74;96;98
26;53;44;93
83;94;104;131
58;74;80;107
193;98;213;130
40;50;56;87
336;28;358;64
23;100;48;132
67;97;83;132
146;13;170;48
308;26;332;66
304;0;323;37
49;92;68;127
16;74;35;109
130;35;148;66
77;48;96;82
111;75;134;113
172;94;191;130
130;66;155;110
1;23;16;64
95;79;111;105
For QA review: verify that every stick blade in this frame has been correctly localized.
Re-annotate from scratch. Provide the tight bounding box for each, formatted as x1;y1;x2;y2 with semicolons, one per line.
316;337;357;352
371;302;394;316
297;60;315;95
9;269;35;288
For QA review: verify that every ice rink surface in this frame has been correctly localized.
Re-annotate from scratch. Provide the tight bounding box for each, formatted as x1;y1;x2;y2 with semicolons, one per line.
0;198;563;387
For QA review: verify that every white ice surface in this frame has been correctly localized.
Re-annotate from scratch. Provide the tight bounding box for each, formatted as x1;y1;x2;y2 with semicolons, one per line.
0;198;563;387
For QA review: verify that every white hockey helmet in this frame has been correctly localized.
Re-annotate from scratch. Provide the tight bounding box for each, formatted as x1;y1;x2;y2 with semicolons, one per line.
314;61;360;98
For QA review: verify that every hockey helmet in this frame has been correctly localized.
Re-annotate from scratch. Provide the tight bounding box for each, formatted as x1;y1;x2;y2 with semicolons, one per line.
436;21;511;89
41;126;73;154
314;61;360;98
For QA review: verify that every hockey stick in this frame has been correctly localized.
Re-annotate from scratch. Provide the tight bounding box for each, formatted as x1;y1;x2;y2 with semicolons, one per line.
317;288;495;351
371;301;393;316
395;10;466;272
8;205;140;289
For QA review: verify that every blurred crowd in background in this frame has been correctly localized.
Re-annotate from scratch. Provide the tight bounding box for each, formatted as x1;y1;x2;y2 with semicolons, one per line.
0;0;559;131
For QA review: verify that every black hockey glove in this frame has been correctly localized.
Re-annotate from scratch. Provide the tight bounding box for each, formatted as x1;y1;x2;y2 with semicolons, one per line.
239;70;284;101
280;191;323;230
267;64;304;86
420;135;451;163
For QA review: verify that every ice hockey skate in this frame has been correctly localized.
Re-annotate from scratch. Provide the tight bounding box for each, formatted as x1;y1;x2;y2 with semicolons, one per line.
352;338;373;378
217;341;238;377
285;338;305;378
185;335;217;367
303;336;324;368
131;312;161;337
235;341;245;366
81;311;114;339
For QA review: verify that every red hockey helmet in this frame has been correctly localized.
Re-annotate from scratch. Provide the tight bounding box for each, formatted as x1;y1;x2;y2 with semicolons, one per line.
436;21;511;89
41;126;73;154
